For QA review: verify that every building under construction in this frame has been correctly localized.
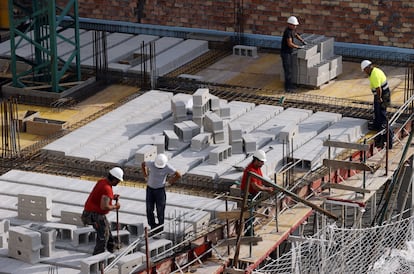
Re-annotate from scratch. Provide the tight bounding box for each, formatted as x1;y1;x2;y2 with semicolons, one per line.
0;1;414;273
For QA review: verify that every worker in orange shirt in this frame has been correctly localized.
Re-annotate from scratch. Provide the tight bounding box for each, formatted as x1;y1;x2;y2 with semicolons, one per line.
81;167;123;255
240;150;274;236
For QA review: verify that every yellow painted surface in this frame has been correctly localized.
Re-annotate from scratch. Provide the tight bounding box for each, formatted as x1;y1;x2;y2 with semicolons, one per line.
221;53;406;106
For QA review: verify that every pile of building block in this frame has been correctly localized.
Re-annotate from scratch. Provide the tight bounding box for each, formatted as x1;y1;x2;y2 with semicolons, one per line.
286;34;343;88
7;225;56;264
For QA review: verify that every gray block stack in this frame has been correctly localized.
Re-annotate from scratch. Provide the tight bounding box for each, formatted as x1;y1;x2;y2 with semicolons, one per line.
286;34;342;88
8;226;43;264
18;194;52;222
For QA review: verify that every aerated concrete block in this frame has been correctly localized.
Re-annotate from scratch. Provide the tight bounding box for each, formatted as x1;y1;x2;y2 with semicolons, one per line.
17;207;52;222
8;245;41;264
243;134;257;154
164;130;180;150
18;194;52;210
297;44;318;60
278;124;299;143
73;226;96;246
80;252;115;274
231;140;244;154
308;61;330;77
193;88;210;106
233;45;258;58
208;145;232;165
61;210;84;227
214;130;225;144
191;133;213;151
9;226;42;251
139;238;173;258
204;112;224;132
229;123;242;141
25;223;57;257
135;145;157;164
117;252;146;274
43;222;77;241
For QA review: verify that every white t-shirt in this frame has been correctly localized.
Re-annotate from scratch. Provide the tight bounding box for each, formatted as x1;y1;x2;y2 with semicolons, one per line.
145;161;176;189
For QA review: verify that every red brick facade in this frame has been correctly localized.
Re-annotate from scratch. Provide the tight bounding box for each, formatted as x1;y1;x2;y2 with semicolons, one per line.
75;0;414;49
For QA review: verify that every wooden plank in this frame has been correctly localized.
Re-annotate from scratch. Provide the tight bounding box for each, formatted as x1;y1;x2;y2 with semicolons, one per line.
324;183;370;194
217;210;270;221
216;210;251;220
224;268;245;274
323;159;373;172
323;140;370;151
216;236;263;247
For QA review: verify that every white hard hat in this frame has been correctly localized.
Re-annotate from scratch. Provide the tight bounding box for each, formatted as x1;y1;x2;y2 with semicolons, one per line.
361;60;372;71
155;153;168;168
109;167;124;181
287;16;299;26
253;150;267;162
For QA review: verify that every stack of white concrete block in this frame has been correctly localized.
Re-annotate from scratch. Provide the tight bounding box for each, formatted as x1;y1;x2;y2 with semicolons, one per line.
174;120;200;142
286;34;342;88
171;95;191;122
228;122;243;154
17;194;52;222
192;88;211;126
210;95;231;119
204;112;225;144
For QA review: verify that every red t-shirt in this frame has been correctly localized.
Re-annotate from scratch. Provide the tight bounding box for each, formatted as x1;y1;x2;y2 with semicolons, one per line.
84;178;114;214
240;162;263;195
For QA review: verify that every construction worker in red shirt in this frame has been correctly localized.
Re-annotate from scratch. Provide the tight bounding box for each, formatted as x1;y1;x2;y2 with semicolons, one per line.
240;150;274;236
81;167;123;255
240;150;274;196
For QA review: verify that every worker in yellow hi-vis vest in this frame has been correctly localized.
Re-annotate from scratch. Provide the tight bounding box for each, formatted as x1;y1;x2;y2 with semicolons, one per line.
361;60;393;149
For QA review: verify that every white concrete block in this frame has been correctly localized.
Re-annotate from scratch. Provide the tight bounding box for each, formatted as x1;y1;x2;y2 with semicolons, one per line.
117;252;146;274
8;226;42;251
278;124;299;143
18;193;52;209
80;252;115;274
193;88;210;106
61;210;84;226
8;245;41;264
233;45;258;58
73;226;96;246
135;145;157;164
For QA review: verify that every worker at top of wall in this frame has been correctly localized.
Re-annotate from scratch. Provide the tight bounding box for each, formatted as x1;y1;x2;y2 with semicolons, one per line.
81;167;123;255
281;16;307;93
240;150;274;236
141;153;181;235
361;60;393;149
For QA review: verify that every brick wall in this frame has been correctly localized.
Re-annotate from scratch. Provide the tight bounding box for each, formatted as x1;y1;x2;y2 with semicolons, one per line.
75;0;414;49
